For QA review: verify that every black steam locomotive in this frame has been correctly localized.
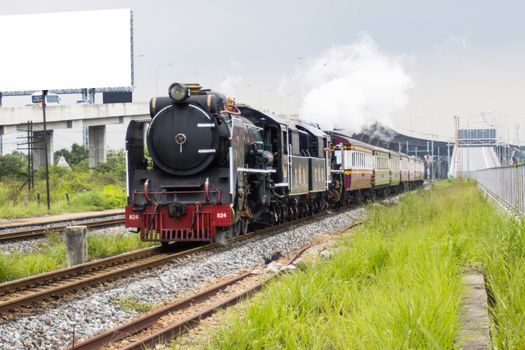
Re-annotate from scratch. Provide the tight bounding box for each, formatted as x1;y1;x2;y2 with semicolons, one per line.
124;83;423;244
125;82;331;243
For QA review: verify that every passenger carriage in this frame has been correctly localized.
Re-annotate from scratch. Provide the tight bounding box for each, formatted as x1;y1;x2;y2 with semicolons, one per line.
372;146;390;197
388;150;401;191
329;132;374;202
400;154;410;190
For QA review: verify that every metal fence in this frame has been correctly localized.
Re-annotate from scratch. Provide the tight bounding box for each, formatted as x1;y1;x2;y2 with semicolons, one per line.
462;164;525;215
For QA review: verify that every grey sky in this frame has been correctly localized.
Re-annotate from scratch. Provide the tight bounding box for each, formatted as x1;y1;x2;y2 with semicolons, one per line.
1;0;524;150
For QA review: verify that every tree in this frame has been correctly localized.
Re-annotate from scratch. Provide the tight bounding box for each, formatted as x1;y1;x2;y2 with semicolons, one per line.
95;149;126;182
0;151;27;179
54;143;88;166
54;148;71;164
70;144;88;165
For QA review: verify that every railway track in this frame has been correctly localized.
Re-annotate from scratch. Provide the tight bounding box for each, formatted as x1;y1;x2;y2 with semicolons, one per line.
0;211;335;314
69;221;363;350
0;244;162;313
0;217;125;242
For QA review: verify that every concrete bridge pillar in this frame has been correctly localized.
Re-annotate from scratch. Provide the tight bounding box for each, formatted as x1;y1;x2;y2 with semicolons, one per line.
88;125;106;168
33;130;53;169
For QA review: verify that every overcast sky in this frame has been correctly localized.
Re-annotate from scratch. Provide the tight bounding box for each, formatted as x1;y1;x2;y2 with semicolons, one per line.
1;0;525;151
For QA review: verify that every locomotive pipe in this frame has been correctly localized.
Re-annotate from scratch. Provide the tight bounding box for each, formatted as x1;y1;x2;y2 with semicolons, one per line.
204;178;210;203
143;179;153;204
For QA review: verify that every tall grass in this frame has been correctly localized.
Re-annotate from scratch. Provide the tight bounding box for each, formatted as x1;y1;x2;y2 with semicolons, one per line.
0;232;155;283
88;233;156;259
465;196;525;347
205;180;525;349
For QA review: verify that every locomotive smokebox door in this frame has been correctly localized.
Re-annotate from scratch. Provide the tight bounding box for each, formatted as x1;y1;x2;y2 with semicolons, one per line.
147;103;219;176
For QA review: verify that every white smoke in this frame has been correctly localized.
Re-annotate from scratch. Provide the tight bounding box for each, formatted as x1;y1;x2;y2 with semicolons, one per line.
217;60;245;97
218;75;244;97
294;34;413;134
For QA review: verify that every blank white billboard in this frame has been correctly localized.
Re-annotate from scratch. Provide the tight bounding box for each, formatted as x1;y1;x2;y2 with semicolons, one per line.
0;9;133;93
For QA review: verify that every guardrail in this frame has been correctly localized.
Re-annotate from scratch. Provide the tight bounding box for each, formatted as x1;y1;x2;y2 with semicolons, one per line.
462;165;525;215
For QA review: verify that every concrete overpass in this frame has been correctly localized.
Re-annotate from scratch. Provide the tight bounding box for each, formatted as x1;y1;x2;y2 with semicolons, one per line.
0;103;150;167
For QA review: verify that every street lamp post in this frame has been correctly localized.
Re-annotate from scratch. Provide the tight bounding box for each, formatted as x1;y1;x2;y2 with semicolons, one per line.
42;90;51;211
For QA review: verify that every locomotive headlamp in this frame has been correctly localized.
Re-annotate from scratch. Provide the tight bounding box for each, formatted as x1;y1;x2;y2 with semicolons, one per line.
168;83;189;102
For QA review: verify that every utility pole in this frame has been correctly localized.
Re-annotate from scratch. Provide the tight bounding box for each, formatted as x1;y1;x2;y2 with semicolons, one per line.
42;90;51;210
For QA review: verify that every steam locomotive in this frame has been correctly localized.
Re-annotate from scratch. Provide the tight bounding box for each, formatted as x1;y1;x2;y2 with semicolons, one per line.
124;83;424;244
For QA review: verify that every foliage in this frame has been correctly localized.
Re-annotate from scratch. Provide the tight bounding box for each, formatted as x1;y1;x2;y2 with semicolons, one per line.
94;149;126;183
53;143;88;165
0;151;28;180
205;180;525;349
0;149;127;218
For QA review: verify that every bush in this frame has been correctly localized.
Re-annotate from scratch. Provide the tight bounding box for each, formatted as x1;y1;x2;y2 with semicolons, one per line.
0;152;27;180
0;149;128;218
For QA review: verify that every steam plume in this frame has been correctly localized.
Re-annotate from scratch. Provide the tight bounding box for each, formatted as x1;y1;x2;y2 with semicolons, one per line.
295;34;413;134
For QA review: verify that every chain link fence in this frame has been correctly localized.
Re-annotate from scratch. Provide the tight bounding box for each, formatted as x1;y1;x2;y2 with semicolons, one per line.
463;165;525;215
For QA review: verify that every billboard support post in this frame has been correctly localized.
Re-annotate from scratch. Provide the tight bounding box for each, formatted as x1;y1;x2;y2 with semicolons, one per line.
42;90;51;211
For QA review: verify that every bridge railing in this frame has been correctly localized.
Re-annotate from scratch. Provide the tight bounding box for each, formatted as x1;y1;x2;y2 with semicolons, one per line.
462;164;525;215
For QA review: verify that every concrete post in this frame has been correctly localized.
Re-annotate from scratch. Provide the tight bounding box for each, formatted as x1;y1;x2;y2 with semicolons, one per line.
88;125;106;168
65;226;88;266
32;130;53;169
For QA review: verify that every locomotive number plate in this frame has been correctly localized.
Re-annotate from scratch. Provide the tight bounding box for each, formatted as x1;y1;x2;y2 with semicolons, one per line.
214;205;231;226
125;207;142;227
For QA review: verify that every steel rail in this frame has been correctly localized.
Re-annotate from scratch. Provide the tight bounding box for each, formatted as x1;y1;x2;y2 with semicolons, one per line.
0;217;125;241
69;220;363;350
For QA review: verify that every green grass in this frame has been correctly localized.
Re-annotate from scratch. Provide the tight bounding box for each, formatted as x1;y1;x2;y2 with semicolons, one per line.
88;232;157;259
202;179;525;349
113;295;155;313
0;232;155;283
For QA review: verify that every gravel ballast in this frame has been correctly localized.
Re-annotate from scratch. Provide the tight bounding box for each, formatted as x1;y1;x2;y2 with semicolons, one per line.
0;208;365;349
